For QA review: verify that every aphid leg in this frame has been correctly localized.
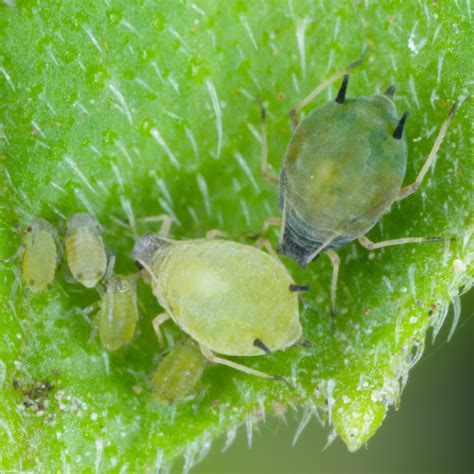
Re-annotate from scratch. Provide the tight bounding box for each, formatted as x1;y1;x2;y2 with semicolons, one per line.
254;237;279;262
2;244;24;264
290;337;313;349
152;312;171;347
9;265;22;301
139;214;174;237
397;100;462;201
259;101;279;187
325;250;340;330
199;344;291;386
103;251;116;285
289;50;366;127
261;216;282;234
205;229;229;239
358;235;444;251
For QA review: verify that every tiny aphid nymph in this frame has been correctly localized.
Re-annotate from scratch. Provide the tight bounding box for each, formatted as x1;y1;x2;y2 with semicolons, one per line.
97;274;139;351
151;338;206;405
20;219;58;292
65;213;107;288
133;234;304;382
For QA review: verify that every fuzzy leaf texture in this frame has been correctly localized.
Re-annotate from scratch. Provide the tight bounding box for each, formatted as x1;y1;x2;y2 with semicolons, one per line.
0;1;472;472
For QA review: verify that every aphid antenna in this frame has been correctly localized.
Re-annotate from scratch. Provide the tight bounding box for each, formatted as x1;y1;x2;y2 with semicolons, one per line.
303;235;337;267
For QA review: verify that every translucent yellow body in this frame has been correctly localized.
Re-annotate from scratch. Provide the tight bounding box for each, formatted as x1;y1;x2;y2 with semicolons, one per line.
137;237;302;356
280;94;407;266
97;275;139;350
151;339;206;405
21;219;57;292
65;213;107;288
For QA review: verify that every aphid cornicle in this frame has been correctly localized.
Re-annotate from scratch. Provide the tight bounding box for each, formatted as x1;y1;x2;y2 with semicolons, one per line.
97;274;139;351
261;66;460;319
133;234;304;381
20;219;58;292
65;213;107;288
151;338;206;405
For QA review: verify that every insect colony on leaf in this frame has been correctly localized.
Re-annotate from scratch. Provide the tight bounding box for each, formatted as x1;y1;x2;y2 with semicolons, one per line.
6;55;462;405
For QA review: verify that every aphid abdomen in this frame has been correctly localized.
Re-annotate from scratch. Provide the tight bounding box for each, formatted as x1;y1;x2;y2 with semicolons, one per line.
97;277;138;350
154;240;302;356
281;95;407;264
66;227;107;288
21;222;57;292
151;339;206;405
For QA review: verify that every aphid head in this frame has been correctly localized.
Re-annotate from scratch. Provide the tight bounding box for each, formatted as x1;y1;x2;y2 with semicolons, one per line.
277;234;320;269
132;233;169;271
27;218;56;235
67;213;101;231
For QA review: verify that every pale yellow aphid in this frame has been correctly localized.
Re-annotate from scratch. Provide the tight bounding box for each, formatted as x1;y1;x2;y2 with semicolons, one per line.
65;213;107;288
20;219;58;292
151;338;206;405
133;234;303;381
97;274;139;351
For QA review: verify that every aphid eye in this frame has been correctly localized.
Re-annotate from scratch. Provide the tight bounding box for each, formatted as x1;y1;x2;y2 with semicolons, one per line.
26;226;32;232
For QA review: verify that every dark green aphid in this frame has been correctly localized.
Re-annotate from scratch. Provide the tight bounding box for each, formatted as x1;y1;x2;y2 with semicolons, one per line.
151;339;206;405
261;64;461;320
280;77;412;264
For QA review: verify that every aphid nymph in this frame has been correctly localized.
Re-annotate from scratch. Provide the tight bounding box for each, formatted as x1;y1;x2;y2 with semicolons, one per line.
65;213;107;288
133;233;304;382
151;338;206;405
97;274;139;351
20;218;58;292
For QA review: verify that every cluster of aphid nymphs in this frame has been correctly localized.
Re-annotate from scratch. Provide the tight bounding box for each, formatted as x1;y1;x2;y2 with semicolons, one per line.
10;59;461;406
13;213;140;352
12;213;309;405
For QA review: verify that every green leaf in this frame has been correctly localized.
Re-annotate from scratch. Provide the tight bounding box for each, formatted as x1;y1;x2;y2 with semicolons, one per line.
0;1;471;471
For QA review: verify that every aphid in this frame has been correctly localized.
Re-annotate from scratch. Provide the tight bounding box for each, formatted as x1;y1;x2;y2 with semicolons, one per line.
96;274;139;350
151;338;206;405
133;234;304;381
65;213;107;288
19;219;58;292
261;63;461;320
